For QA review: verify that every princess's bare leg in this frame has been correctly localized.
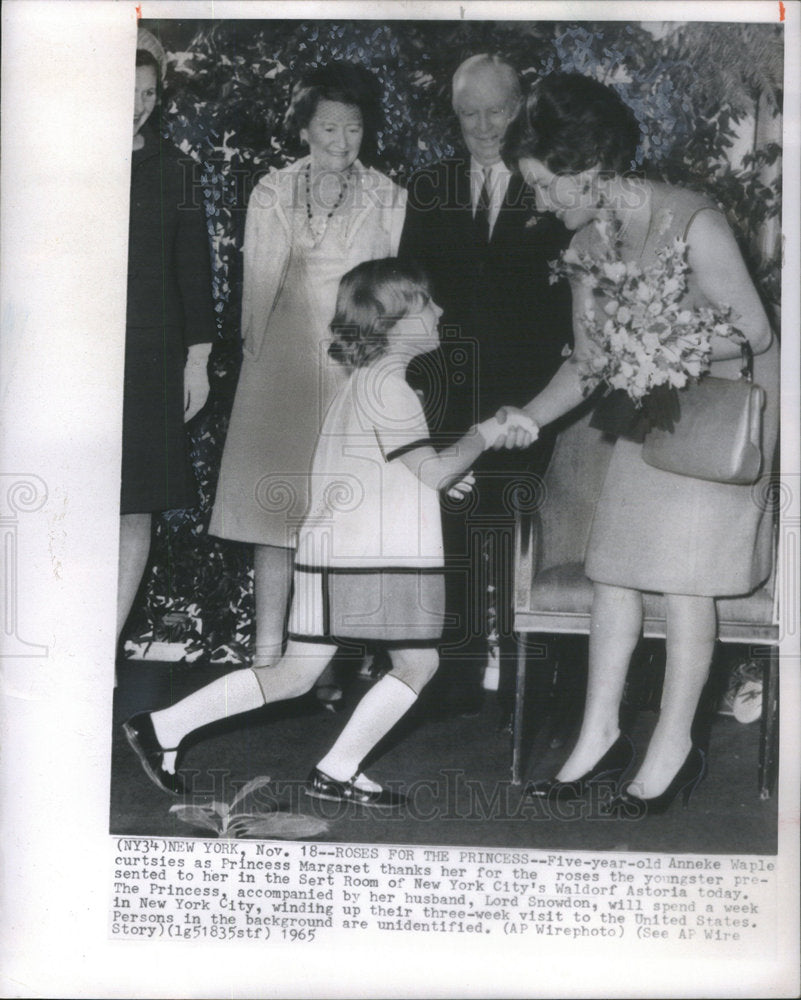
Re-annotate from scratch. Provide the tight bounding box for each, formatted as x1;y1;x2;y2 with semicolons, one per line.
627;593;715;798
555;583;642;781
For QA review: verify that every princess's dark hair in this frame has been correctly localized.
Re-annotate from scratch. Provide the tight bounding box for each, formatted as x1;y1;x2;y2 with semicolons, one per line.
285;62;383;167
502;72;640;175
329;259;432;370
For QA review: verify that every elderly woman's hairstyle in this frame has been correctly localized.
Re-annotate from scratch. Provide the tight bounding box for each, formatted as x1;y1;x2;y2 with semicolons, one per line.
285;61;383;167
502;72;640;175
329;258;432;370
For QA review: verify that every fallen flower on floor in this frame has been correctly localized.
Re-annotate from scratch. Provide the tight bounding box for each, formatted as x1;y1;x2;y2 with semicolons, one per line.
169;775;330;839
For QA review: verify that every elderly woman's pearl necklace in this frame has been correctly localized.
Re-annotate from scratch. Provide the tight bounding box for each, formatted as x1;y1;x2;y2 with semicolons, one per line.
304;162;352;240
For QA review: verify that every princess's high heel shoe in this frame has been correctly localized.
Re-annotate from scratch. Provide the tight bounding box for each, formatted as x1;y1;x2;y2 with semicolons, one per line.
526;733;635;802
603;746;706;818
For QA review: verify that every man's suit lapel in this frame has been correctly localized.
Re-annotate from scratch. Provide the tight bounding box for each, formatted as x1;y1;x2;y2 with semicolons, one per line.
490;172;532;244
449;157;472;210
449;158;486;248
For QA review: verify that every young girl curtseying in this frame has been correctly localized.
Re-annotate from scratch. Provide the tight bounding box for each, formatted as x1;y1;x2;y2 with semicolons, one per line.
124;258;537;807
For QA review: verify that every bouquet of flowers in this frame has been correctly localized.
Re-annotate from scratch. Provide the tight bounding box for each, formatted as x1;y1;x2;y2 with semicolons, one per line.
549;218;744;436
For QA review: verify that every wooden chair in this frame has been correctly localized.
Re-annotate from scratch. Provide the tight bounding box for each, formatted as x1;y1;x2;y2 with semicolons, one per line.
511;408;780;797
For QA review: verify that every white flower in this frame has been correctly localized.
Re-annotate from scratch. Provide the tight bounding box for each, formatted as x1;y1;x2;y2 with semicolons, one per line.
562;247;581;265
569;234;729;406
602;261;627;282
609;330;630;352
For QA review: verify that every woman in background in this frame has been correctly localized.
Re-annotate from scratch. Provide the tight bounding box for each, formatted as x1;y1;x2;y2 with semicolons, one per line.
209;63;406;704
118;29;215;646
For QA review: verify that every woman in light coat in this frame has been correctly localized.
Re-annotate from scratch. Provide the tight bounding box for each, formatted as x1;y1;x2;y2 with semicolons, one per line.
209;63;406;694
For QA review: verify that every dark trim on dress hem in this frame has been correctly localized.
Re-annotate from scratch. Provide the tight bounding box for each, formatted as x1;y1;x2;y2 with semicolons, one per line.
288;632;442;649
294;563;444;575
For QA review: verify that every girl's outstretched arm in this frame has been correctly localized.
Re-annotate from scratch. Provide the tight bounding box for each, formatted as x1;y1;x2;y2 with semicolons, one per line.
397;411;538;493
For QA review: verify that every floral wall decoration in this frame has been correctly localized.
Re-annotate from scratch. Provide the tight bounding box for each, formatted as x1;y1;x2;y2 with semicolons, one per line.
123;18;783;664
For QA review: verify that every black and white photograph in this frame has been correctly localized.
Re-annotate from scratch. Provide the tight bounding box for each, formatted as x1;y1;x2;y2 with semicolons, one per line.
112;10;787;850
2;2;799;997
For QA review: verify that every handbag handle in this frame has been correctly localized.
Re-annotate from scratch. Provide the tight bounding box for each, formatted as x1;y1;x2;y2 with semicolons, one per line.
740;335;754;382
739;338;754;383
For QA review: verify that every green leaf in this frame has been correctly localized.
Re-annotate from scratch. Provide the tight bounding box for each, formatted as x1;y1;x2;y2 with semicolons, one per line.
222;812;330;840
168;805;223;834
229;774;274;811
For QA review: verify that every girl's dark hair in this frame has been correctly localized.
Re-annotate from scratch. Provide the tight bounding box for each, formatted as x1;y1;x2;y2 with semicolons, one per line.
135;48;163;103
329;258;432;370
285;62;383;167
502;72;640;175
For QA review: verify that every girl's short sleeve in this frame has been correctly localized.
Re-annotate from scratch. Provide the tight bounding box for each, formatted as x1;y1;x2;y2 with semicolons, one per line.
352;369;433;462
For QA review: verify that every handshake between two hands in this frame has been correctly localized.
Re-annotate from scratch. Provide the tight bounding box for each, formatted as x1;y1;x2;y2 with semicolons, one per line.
477;406;539;451
447;407;539;500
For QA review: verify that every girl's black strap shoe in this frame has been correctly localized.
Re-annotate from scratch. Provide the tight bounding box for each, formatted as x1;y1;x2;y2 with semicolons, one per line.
123;712;187;797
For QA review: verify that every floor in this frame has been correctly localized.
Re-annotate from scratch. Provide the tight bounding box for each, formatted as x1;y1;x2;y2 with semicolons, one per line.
109;654;778;856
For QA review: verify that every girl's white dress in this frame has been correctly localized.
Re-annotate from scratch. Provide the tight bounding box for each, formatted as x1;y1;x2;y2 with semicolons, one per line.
288;361;445;645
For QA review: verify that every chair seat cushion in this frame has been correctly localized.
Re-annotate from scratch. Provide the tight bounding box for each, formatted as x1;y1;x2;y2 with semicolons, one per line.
529;563;593;615
523;563;776;634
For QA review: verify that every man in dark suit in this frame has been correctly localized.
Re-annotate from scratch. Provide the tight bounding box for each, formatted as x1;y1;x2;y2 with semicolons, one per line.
399;54;573;718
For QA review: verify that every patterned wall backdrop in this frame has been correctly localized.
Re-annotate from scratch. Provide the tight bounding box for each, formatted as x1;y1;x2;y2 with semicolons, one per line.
124;18;783;664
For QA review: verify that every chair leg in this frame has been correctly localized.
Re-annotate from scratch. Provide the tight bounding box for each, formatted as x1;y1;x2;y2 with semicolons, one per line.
511;633;527;785
759;645;779;800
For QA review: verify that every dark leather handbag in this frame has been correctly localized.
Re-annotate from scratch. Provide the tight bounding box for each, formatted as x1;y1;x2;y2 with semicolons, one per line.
641;342;766;485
